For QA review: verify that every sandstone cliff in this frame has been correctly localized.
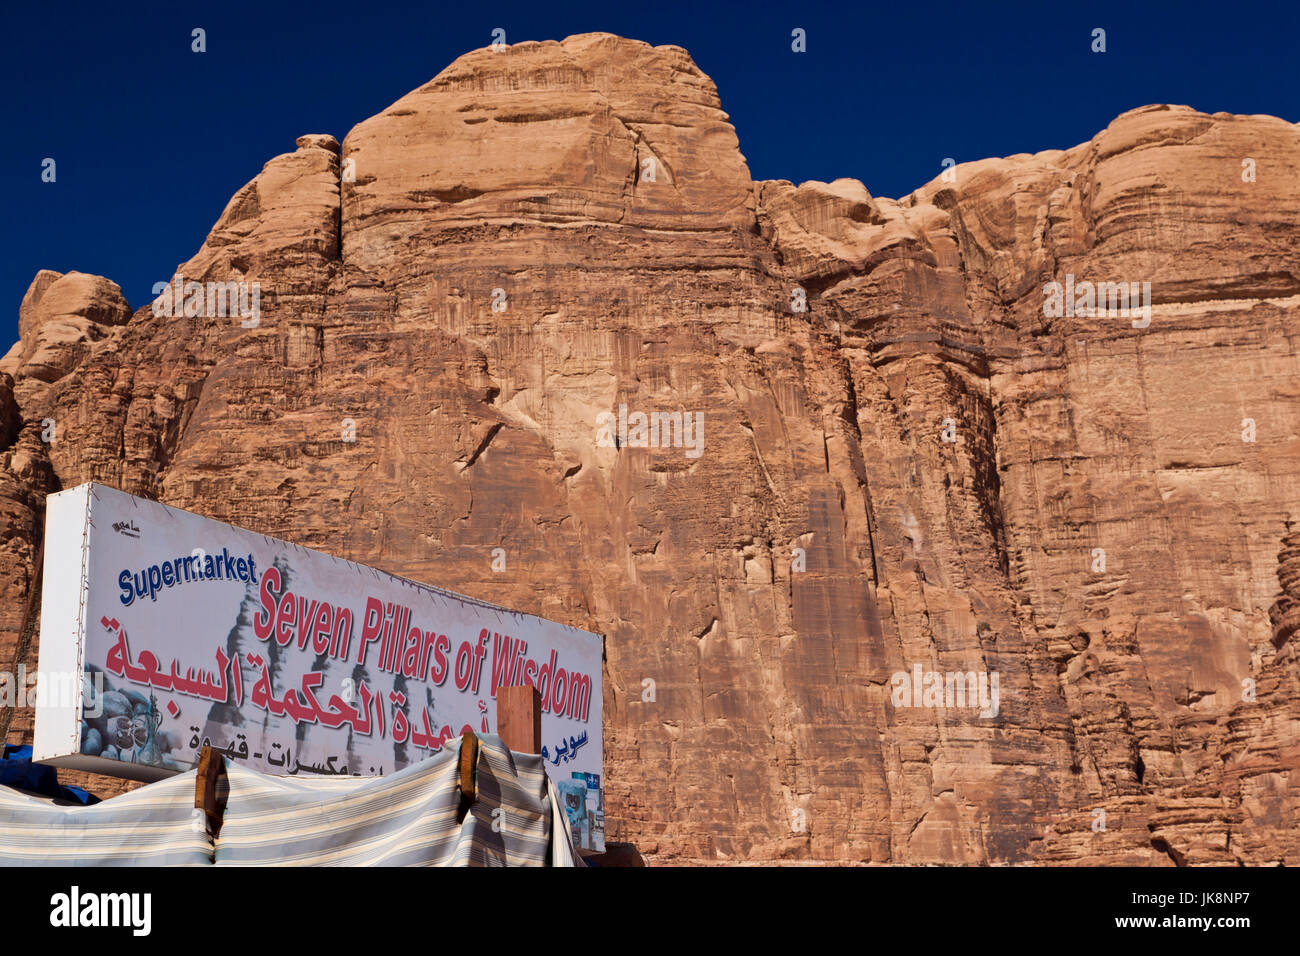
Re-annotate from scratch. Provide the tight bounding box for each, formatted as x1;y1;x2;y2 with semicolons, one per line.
2;33;1297;864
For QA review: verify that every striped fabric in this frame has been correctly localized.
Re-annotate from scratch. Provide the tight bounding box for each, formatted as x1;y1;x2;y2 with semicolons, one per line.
214;734;574;866
0;735;575;866
0;769;211;866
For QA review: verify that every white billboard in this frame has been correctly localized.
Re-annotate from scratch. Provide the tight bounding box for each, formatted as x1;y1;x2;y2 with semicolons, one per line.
34;482;605;850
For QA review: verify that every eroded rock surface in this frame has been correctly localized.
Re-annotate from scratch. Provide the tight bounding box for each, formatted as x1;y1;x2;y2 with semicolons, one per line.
2;35;1297;864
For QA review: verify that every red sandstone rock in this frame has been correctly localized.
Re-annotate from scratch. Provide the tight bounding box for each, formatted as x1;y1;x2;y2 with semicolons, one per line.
1;37;1297;865
1;271;131;384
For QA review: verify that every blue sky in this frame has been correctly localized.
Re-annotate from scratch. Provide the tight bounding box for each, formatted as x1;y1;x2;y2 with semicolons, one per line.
5;0;1297;346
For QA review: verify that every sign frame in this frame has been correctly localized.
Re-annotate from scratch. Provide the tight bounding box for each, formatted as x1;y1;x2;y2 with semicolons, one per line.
34;483;605;849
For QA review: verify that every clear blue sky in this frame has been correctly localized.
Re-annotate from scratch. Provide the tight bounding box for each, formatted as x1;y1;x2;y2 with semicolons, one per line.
5;0;1297;347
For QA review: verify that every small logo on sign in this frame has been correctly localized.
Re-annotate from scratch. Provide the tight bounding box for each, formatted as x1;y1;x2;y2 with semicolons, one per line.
112;520;141;539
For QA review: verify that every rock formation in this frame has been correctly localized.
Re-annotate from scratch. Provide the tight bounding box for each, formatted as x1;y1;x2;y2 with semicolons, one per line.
2;33;1297;864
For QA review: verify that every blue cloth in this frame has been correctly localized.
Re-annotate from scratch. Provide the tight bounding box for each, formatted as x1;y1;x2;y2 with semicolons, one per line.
0;745;99;805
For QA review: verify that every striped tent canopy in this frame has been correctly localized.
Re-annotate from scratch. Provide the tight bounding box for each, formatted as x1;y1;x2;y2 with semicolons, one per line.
213;734;575;866
0;734;575;867
0;767;208;866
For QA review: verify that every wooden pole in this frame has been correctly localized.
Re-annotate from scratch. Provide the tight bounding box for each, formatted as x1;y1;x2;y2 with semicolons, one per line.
497;685;541;754
456;730;479;822
194;744;227;835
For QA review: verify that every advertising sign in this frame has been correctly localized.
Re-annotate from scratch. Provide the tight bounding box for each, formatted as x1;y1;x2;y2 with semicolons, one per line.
34;483;604;850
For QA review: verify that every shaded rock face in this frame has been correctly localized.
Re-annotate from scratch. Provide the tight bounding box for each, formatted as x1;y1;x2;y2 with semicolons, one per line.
2;34;1298;864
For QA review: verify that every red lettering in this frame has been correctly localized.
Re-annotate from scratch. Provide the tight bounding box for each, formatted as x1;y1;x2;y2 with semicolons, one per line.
430;635;451;684
358;596;384;663
332;608;353;659
378;604;395;672
275;591;297;646
567;671;592;722
552;666;567;714
536;649;557;713
311;603;332;654
401;626;421;678
296;596;320;650
454;641;473;691
253;566;281;641
418;630;438;682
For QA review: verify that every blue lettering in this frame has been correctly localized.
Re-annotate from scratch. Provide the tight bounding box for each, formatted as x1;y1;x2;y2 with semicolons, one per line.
115;548;262;607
